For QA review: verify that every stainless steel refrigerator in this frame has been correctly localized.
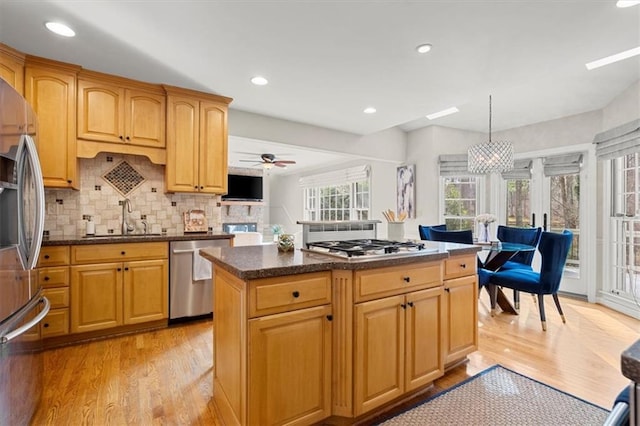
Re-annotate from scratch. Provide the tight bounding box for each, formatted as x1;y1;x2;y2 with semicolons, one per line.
0;78;48;425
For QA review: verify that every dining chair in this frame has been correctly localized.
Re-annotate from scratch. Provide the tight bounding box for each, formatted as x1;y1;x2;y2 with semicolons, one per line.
417;224;446;240
496;225;542;308
487;230;573;331
496;225;542;270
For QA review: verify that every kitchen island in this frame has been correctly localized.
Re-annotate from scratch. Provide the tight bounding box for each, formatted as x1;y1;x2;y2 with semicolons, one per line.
200;241;481;426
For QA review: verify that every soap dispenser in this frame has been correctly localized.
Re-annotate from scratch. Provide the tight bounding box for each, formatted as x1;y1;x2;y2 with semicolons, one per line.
86;216;95;236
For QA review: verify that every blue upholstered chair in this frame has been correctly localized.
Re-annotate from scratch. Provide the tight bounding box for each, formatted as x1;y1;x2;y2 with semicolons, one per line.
419;227;493;287
418;224;447;240
488;230;573;331
496;225;542;270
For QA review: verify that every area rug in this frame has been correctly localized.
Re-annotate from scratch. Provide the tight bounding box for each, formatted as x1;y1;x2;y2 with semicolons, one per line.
377;365;610;425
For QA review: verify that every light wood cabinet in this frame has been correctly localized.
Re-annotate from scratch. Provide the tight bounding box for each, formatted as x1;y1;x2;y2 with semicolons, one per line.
443;274;478;365
353;286;444;415
165;86;232;194
0;43;25;95
214;268;332;426
70;242;168;334
37;246;71;338
77;73;165;148
25;56;80;189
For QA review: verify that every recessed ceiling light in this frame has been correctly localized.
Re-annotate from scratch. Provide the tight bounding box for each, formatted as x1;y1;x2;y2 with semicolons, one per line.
363;107;377;114
585;46;640;70
617;1;640;7
416;43;432;54
45;22;75;37
426;106;459;120
251;76;268;86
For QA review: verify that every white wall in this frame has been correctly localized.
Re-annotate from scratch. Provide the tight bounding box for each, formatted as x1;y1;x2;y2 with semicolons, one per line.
601;80;640;130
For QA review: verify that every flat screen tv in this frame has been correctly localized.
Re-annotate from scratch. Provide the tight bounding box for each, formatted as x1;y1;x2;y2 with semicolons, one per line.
222;174;263;201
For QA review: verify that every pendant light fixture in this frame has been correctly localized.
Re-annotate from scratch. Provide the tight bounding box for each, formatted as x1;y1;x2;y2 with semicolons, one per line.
468;95;514;174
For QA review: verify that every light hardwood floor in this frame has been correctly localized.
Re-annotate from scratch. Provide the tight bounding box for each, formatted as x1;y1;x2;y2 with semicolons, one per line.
31;294;639;425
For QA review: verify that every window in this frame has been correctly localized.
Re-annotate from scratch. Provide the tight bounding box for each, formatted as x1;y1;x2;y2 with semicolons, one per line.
505;179;531;227
442;176;478;230
301;165;370;221
609;153;640;300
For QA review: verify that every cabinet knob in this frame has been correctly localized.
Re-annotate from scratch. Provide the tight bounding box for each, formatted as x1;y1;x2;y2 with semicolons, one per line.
121;251;126;255
401;303;407;309
124;267;129;271
119;135;124;140
126;136;130;141
67;180;72;184
460;263;467;268
326;315;333;321
44;255;50;259
292;291;300;298
407;301;414;307
403;276;410;283
117;268;122;272
445;288;450;292
44;276;50;281
194;186;198;189
200;186;204;190
43;323;49;328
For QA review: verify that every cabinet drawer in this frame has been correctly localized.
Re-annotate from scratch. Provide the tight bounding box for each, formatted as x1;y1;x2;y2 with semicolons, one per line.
37;246;70;267
41;308;69;337
354;262;442;303
444;255;477;280
248;272;331;318
43;287;69;308
71;242;168;264
38;267;69;288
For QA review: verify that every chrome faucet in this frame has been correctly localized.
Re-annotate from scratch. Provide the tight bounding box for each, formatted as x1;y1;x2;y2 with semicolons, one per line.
121;198;134;235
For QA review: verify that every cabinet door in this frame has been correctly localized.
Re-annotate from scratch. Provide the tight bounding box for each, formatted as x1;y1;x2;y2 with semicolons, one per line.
248;305;332;426
166;95;199;192
125;89;165;148
199;100;228;194
77;79;124;143
354;295;405;416
70;263;123;333
405;287;445;391
0;45;24;95
123;259;168;324
443;275;478;365
25;65;78;189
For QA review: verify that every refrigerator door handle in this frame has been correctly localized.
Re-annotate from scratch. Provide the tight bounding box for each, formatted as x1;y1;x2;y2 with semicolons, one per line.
1;297;50;344
16;134;45;270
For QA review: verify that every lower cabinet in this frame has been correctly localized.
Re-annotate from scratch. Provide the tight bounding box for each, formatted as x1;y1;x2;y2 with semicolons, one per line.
354;286;444;415
248;305;332;426
71;259;168;333
443;274;478;365
37;246;71;338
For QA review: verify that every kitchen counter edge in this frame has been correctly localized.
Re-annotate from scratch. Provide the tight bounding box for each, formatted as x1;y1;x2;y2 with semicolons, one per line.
41;232;235;246
199;242;482;280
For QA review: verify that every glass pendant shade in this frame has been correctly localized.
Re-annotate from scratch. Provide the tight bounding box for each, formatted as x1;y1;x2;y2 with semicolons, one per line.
468;96;514;174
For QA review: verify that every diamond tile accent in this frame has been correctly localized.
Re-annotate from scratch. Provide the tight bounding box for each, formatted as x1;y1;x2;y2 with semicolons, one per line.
102;161;146;196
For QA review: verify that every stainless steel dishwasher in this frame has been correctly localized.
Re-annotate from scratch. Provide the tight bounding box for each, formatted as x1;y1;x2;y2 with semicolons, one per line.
169;239;230;323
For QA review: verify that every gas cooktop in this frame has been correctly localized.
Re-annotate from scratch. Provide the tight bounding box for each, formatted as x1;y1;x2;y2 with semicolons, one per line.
303;239;438;261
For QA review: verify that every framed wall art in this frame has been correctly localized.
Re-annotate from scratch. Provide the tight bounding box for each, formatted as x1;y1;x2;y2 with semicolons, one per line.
396;164;415;219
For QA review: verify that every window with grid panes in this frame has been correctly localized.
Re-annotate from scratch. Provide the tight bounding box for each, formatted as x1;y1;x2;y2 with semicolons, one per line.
303;180;370;221
442;176;478;231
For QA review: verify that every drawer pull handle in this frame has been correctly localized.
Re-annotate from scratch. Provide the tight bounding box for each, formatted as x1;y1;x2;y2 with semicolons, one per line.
460;263;467;268
403;276;410;283
44;276;50;281
326;315;333;321
292;291;300;298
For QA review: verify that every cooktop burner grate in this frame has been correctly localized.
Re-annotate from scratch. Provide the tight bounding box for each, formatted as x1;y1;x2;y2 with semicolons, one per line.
306;239;425;257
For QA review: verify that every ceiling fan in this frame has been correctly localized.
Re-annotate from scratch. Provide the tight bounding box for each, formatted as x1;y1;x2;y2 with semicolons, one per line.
239;153;296;169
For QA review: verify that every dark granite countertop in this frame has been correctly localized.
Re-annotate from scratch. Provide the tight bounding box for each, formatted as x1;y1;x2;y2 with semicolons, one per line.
621;339;640;383
42;232;235;246
199;241;481;280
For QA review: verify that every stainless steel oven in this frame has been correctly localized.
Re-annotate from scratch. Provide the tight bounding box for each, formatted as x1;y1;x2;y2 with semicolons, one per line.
169;239;230;323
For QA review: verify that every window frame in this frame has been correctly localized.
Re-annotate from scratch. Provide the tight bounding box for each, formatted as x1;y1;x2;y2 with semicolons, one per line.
303;177;370;221
439;174;485;231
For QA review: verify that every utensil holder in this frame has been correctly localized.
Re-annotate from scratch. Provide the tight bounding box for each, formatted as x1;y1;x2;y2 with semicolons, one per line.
388;222;405;241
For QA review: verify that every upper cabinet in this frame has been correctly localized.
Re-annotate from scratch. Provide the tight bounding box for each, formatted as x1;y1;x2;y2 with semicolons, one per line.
25;56;81;189
77;71;166;164
164;86;232;194
0;43;25;95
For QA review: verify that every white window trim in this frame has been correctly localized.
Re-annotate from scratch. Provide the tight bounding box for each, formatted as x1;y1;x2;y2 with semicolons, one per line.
438;174;486;230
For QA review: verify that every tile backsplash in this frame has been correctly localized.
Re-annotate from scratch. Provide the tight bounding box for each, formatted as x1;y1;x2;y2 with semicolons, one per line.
44;153;264;238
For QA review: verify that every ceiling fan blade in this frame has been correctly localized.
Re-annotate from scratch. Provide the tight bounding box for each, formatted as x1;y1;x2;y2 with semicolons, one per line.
274;160;296;164
238;159;260;162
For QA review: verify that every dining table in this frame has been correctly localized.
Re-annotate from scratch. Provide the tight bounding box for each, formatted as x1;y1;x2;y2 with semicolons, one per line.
477;242;537;314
